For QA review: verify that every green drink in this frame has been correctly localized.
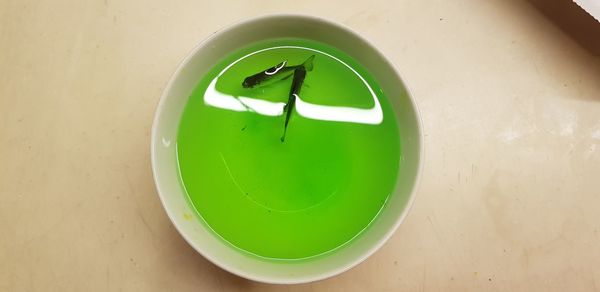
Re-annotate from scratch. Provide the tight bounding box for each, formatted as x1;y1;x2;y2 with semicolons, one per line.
176;38;401;260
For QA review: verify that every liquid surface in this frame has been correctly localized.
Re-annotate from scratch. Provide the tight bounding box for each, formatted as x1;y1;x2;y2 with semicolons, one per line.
177;38;401;259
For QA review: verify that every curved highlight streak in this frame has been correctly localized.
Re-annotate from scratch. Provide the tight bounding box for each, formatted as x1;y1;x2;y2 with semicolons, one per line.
205;79;285;116
264;61;287;75
294;94;382;124
238;97;285;116
204;46;383;125
204;79;246;112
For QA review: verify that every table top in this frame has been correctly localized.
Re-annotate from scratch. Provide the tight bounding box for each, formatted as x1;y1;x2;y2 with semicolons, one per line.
2;0;600;291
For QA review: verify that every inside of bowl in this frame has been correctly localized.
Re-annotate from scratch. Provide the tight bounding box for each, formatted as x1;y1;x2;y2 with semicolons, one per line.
152;15;422;283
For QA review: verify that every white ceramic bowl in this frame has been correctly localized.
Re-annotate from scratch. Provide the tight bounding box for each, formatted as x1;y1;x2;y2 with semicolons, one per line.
151;14;423;284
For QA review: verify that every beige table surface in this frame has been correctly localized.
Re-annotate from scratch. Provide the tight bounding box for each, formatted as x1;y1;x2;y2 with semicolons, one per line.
2;0;600;291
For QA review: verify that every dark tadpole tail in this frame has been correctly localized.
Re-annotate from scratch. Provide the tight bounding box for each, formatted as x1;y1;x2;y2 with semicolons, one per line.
281;67;306;142
302;55;315;71
281;95;295;142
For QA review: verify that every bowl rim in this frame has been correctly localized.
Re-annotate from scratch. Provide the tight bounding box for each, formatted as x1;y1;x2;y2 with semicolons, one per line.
150;13;424;284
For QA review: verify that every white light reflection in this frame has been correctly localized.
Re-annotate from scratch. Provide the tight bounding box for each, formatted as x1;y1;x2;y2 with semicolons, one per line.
205;78;285;116
204;46;383;125
264;61;287;75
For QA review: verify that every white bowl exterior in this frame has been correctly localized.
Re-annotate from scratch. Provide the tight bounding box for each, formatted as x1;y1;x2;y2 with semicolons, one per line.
151;15;423;284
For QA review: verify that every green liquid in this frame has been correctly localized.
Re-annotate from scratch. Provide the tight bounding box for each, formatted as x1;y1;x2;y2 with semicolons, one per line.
177;38;401;260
